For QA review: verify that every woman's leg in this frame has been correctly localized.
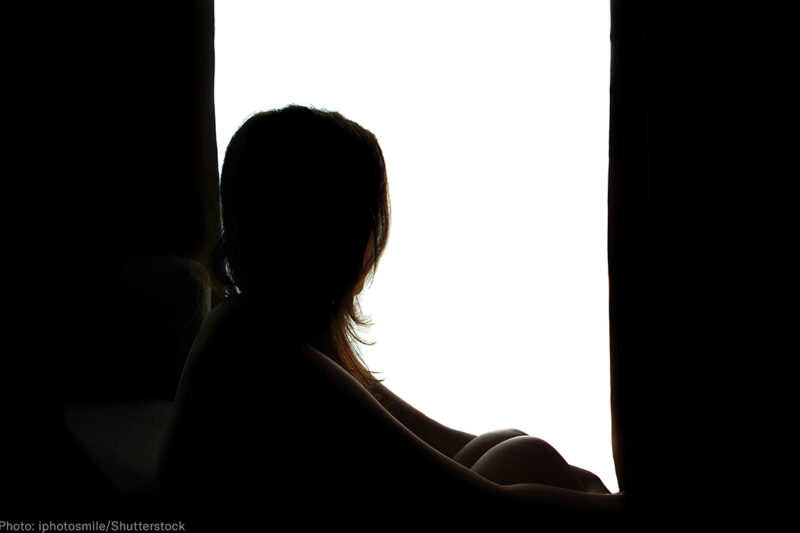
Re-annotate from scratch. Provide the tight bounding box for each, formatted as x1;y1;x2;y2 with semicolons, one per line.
469;435;586;491
452;429;527;468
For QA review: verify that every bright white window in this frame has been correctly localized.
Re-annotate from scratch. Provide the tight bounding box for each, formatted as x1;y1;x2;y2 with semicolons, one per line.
215;0;615;492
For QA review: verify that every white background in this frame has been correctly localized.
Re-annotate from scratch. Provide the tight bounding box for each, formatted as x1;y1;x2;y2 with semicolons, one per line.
215;0;616;492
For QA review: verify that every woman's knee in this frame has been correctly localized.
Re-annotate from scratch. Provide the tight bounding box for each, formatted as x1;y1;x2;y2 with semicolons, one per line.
452;429;527;467
470;436;584;491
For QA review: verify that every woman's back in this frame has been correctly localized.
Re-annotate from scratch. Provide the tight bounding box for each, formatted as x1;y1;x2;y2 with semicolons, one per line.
157;297;505;523
159;297;622;527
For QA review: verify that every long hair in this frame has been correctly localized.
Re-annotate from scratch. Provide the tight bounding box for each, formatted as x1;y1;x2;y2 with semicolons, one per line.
203;105;390;389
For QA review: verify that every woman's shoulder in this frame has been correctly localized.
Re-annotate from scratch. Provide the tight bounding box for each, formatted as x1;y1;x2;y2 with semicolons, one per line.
190;296;301;361
198;295;278;340
177;298;437;453
181;296;374;409
168;298;461;491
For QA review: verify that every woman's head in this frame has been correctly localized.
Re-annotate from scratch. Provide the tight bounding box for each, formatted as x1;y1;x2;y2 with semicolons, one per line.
209;105;390;385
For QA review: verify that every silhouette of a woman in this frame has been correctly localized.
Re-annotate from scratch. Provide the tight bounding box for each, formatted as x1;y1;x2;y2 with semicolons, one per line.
158;105;612;525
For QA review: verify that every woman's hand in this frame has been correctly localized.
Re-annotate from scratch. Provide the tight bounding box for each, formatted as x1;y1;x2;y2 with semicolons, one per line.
569;465;611;494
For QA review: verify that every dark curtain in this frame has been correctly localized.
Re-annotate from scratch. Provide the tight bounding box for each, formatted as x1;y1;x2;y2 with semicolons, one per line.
608;0;795;523
8;2;219;404
3;0;218;517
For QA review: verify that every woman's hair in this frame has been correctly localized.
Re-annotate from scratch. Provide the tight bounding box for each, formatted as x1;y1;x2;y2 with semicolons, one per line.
204;105;390;389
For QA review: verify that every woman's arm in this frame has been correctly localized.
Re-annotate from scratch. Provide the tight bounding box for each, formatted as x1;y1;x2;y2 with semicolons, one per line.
372;382;476;458
373;384;612;493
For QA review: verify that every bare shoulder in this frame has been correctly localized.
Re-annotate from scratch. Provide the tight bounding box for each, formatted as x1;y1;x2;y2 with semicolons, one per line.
176;296;402;430
179;297;305;380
